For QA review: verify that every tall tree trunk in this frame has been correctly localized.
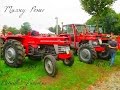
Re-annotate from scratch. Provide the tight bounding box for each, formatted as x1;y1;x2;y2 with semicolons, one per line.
96;15;99;33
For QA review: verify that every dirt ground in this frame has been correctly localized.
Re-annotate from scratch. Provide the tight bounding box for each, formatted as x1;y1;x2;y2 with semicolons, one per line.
88;71;120;90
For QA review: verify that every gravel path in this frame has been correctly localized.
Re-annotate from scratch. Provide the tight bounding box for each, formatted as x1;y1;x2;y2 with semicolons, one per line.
88;71;120;90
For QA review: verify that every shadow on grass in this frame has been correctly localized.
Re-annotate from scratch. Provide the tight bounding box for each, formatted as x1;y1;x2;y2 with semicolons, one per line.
23;57;43;67
94;59;110;67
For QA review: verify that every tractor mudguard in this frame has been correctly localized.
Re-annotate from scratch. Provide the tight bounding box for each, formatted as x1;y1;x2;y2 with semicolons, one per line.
58;53;72;60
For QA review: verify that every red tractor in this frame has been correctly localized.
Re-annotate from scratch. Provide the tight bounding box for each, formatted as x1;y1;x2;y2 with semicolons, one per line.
0;31;74;77
60;24;112;64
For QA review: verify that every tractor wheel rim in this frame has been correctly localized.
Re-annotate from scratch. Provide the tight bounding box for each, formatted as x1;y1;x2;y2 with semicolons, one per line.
45;59;53;74
64;59;70;64
80;49;91;61
5;47;16;63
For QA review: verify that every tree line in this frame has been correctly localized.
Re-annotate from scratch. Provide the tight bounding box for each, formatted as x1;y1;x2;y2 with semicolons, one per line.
1;22;31;35
1;0;120;35
80;0;120;34
49;0;120;35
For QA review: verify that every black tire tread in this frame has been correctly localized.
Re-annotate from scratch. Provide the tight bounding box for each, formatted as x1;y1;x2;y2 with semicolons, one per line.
78;44;97;64
44;55;57;77
0;38;4;59
3;39;25;67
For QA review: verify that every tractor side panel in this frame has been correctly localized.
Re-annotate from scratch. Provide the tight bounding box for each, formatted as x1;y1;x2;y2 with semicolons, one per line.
5;36;28;54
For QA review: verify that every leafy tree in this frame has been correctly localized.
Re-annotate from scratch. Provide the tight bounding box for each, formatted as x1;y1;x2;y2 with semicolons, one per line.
80;0;116;31
6;27;20;34
48;25;61;34
114;14;120;34
86;8;120;34
20;22;31;34
2;25;20;35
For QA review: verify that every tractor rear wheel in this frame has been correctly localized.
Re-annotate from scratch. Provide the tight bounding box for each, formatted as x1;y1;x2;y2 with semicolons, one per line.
63;53;74;66
3;39;25;67
97;43;110;60
44;55;57;77
0;38;4;59
78;44;97;64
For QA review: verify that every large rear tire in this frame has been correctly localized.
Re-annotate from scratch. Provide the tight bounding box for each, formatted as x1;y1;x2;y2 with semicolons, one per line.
97;43;110;60
78;44;97;64
0;38;4;59
44;55;57;77
3;39;25;67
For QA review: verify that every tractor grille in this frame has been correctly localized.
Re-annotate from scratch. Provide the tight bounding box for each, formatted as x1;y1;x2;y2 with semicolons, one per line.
58;46;65;53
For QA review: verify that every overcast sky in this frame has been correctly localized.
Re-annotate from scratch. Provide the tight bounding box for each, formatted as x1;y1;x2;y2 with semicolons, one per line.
0;0;120;33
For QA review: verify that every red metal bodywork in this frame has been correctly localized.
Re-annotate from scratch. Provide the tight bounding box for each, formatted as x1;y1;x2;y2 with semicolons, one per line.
61;24;120;52
95;46;105;52
0;33;72;60
60;24;110;52
58;53;72;60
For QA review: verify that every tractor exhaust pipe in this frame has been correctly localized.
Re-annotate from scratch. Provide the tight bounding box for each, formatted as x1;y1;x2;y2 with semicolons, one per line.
55;17;58;35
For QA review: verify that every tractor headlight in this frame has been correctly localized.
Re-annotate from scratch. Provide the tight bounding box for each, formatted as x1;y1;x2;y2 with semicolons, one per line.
98;38;102;45
65;46;70;54
92;41;98;46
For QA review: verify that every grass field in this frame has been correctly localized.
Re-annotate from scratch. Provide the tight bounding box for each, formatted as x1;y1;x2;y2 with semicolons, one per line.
0;52;120;90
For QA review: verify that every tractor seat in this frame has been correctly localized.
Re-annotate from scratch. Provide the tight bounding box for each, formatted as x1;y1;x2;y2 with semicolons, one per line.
31;30;39;36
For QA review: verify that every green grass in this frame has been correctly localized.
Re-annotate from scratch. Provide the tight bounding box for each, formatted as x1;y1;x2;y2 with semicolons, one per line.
0;52;120;90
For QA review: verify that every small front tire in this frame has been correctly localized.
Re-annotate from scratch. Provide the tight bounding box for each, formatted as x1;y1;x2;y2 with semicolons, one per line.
63;55;74;66
97;43;110;60
44;55;57;77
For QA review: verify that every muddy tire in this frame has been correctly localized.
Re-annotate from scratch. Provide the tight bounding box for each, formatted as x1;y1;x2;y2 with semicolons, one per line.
44;55;57;77
3;39;25;67
0;38;4;59
63;53;74;66
97;43;110;60
78;44;97;64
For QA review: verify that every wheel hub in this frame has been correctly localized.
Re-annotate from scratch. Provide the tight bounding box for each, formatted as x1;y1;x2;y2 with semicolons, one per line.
5;47;16;63
64;59;69;64
45;59;53;74
80;49;91;61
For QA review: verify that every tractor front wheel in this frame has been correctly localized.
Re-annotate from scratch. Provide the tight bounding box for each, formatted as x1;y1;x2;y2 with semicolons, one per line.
44;55;57;77
78;44;97;64
63;55;74;66
3;39;25;67
97;43;110;60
